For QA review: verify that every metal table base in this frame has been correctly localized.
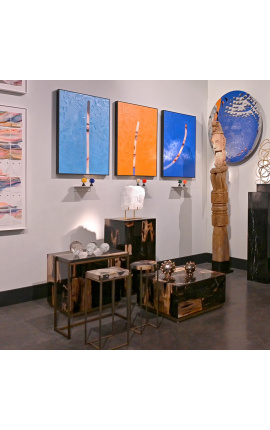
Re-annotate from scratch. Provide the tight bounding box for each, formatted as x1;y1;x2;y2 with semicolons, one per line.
84;274;131;350
130;264;160;335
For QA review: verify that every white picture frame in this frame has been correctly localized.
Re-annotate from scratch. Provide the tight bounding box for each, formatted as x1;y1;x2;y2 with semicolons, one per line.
0;80;27;94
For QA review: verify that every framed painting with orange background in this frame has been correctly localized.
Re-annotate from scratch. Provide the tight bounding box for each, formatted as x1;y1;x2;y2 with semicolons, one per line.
115;101;158;176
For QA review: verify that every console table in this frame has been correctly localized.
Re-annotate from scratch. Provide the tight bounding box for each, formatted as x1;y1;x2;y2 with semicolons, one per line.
145;266;226;322
47;249;130;339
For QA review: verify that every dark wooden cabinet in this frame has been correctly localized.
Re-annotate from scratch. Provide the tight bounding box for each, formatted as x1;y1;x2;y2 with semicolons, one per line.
248;184;270;283
104;218;156;263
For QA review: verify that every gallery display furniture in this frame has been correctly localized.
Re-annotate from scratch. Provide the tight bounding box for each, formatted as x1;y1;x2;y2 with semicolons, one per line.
248;184;270;283
104;218;156;264
84;266;131;349
47;249;130;339
130;260;159;334
144;266;226;322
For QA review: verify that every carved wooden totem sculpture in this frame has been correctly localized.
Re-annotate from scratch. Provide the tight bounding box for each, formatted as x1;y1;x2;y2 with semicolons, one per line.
210;121;230;272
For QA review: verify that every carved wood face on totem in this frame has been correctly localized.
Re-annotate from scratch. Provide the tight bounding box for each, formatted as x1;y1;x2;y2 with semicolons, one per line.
211;132;227;169
210;123;228;192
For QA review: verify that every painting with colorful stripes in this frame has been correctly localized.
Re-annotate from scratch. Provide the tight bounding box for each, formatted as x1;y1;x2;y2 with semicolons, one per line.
57;90;110;175
161;110;196;178
115;101;158;176
0;105;26;230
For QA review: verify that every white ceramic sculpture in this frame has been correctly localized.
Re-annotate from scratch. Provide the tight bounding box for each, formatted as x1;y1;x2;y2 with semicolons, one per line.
100;243;110;253
86;242;97;255
94;248;103;256
120;185;145;211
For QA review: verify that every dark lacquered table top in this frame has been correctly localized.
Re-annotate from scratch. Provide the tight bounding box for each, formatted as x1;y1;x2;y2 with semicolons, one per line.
49;248;128;264
155;266;225;286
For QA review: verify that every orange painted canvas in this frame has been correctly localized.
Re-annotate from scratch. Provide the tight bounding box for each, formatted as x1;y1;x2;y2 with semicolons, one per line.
116;102;157;176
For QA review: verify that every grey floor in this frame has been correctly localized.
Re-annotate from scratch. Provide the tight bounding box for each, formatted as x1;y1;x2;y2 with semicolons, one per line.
1;263;270;350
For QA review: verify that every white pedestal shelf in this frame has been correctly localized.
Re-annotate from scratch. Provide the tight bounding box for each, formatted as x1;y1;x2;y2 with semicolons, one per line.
74;186;92;193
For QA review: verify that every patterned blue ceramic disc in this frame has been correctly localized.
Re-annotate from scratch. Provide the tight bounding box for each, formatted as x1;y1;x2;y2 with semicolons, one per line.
208;90;263;164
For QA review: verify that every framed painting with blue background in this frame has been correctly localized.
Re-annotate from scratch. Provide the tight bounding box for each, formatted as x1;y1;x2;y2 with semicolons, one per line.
161;110;196;178
208;90;263;164
57;90;110;175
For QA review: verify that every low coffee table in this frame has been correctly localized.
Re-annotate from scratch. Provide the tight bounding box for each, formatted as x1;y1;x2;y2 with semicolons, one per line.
146;266;226;322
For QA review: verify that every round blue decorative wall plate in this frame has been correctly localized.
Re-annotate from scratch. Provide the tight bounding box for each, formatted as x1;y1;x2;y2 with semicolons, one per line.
208;90;263;164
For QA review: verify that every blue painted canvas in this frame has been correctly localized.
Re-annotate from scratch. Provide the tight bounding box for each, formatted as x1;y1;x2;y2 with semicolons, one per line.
58;90;110;175
208;90;262;164
162;110;196;178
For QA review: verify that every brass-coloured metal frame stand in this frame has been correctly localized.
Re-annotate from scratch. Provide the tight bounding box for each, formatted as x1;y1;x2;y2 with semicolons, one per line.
131;262;160;335
84;274;131;350
118;207;142;220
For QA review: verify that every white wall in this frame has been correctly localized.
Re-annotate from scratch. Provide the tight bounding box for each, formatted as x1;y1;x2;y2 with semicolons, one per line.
0;80;208;292
207;81;270;260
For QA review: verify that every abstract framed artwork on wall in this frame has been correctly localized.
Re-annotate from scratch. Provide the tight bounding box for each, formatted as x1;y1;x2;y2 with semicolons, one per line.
0;81;27;94
57;89;110;175
0;105;26;231
208;90;263;164
115;101;158;176
161;110;196;178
